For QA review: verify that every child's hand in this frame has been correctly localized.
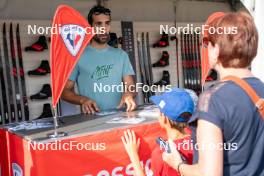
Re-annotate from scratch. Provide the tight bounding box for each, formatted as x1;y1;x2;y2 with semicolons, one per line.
122;129;146;176
121;129;141;161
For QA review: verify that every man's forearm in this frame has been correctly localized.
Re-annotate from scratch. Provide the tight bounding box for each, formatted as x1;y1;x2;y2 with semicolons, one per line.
124;83;137;97
124;89;137;98
123;75;137;98
61;89;88;105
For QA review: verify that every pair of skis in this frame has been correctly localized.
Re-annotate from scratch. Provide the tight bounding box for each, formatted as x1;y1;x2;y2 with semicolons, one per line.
136;32;154;103
180;32;201;94
0;23;29;124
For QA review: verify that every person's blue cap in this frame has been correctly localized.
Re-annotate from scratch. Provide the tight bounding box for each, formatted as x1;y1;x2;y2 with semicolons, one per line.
150;88;195;122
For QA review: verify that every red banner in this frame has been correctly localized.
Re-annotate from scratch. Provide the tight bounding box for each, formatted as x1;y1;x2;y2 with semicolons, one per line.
0;122;166;176
50;5;94;108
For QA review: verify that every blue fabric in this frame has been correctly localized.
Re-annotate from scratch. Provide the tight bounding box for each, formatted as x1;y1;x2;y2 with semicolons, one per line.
150;88;194;122
69;45;135;110
189;77;264;176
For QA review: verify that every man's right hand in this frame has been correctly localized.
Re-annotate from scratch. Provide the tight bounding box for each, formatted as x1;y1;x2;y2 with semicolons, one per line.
81;98;100;114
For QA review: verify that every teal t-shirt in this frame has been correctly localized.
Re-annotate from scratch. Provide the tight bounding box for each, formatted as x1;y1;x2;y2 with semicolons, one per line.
69;45;135;110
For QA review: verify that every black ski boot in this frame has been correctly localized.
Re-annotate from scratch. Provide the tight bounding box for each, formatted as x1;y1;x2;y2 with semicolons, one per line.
206;69;218;82
152;51;169;67
153;32;169;48
108;33;118;48
37;103;53;119
28;60;50;76
118;37;123;45
25;35;48;52
30;84;51;100
154;71;170;86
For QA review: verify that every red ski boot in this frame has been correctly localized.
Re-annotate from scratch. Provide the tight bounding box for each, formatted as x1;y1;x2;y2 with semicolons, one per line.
28;60;50;76
152;51;169;67
153;32;169;48
25;36;48;52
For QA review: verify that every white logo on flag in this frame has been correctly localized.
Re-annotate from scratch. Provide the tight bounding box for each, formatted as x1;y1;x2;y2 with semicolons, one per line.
61;24;86;56
12;163;23;176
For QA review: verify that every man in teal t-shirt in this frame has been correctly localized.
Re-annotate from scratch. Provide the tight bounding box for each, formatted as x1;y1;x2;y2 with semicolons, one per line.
61;5;136;114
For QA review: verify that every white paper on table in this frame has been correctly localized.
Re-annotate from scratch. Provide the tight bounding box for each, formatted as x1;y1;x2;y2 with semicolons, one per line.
7;120;53;131
95;110;119;116
106;116;146;124
138;105;160;118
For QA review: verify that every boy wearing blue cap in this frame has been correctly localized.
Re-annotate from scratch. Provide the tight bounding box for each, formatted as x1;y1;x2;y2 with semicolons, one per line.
122;88;196;176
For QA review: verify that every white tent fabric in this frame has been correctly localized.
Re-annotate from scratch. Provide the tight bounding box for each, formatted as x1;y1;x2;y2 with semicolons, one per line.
241;0;264;82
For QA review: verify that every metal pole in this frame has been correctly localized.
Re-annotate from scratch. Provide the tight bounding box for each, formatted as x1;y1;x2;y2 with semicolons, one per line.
48;106;67;138
53;107;58;136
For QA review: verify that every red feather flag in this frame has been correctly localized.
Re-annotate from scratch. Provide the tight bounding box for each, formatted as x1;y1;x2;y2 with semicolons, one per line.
50;5;94;108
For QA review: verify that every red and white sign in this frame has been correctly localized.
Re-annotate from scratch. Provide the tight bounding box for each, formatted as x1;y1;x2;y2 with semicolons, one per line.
50;5;94;108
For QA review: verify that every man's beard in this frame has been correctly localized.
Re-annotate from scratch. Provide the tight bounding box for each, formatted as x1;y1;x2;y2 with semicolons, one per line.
93;33;110;44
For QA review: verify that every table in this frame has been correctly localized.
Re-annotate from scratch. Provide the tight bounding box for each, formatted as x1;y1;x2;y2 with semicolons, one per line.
0;105;166;176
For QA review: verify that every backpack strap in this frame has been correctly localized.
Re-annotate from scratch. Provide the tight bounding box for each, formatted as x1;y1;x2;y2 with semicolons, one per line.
222;76;264;120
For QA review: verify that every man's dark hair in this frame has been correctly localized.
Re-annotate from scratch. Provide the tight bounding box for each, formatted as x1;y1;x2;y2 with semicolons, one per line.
87;5;111;25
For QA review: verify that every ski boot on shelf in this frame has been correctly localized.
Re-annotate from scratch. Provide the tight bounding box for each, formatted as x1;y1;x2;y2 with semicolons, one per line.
107;33;118;48
206;69;218;82
37;103;53;119
118;37;123;45
30;84;51;100
28;60;50;76
153;32;169;48
152;51;169;67
154;70;170;86
25;35;48;52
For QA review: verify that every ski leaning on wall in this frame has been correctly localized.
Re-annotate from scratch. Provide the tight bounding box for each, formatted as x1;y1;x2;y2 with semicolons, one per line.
172;0;180;88
182;33;192;89
0;23;29;124
171;35;180;88
9;23;23;121
193;32;202;94
16;23;29;121
189;33;198;91
141;32;154;99
3;23;17;123
1;24;12;124
136;33;148;103
180;32;202;95
145;32;154;95
137;32;154;103
0;46;6;124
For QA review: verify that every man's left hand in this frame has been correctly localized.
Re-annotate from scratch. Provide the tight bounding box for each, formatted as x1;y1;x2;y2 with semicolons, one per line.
117;92;136;112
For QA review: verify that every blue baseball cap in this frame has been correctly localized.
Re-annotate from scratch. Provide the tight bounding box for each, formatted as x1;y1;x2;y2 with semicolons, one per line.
150;88;195;122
